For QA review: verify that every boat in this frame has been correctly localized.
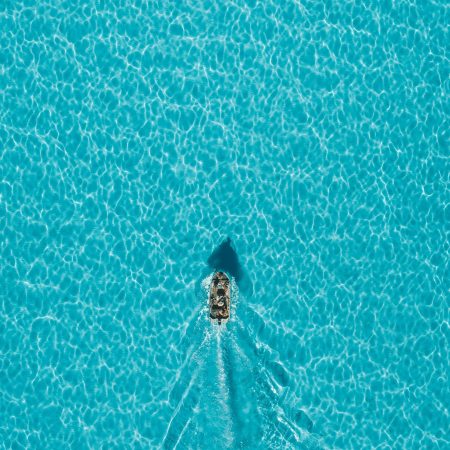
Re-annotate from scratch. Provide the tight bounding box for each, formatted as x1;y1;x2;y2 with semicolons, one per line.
209;271;231;324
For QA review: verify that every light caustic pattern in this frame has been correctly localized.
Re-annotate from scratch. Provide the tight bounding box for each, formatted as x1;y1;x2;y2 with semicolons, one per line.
0;0;448;449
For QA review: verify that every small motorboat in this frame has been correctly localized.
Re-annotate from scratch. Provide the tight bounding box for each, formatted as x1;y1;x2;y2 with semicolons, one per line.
209;271;231;325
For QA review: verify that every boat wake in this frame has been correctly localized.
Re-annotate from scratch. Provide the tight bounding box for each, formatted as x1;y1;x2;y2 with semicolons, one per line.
161;276;323;449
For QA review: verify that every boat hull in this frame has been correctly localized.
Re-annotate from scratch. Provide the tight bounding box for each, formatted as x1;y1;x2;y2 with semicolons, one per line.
209;272;231;324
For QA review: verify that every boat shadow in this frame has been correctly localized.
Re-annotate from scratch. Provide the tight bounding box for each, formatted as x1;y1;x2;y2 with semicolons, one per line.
204;237;253;297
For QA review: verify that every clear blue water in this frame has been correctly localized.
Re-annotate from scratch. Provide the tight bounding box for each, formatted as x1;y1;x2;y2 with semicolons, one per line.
1;0;448;448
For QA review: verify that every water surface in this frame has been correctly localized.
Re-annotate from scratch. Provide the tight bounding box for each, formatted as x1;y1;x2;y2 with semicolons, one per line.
0;0;448;448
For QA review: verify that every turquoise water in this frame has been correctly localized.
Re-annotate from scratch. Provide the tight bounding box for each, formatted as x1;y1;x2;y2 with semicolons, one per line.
1;0;448;448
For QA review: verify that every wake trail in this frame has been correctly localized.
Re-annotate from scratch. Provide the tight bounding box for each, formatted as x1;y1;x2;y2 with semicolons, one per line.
213;329;235;447
161;367;202;449
161;309;212;449
163;273;322;449
234;306;323;449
